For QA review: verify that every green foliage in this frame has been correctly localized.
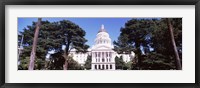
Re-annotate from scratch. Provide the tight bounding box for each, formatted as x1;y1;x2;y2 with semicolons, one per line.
45;52;65;70
67;56;84;70
115;56;126;70
125;61;133;70
59;20;89;54
44;53;84;70
84;55;92;70
18;56;45;70
18;20;89;70
114;18;182;70
18;56;29;70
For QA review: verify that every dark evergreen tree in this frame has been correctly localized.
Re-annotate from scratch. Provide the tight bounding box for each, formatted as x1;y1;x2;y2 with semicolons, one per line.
114;18;182;70
84;55;92;70
18;20;89;70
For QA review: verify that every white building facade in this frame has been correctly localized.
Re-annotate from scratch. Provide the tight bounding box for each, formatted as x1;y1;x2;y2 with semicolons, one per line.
91;25;116;70
69;25;133;70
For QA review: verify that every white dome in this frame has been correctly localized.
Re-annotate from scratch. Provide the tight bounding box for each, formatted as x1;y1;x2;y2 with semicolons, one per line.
94;24;112;47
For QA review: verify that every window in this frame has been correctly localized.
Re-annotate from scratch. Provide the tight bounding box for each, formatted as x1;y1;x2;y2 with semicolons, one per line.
106;65;108;69
102;65;104;70
98;52;100;57
110;65;112;69
95;65;97;69
99;65;101;69
106;52;108;57
102;58;104;62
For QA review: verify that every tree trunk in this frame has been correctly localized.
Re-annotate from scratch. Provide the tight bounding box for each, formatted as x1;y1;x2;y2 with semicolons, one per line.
167;18;182;70
63;55;68;70
135;43;142;70
63;52;69;70
28;18;42;70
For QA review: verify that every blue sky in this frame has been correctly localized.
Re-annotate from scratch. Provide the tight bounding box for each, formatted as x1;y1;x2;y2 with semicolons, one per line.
18;18;132;47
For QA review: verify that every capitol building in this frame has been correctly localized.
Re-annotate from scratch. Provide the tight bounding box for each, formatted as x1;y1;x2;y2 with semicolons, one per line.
69;25;134;70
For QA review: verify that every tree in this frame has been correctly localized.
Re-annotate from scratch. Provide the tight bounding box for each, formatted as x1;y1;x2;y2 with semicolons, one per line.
114;19;155;69
114;18;182;70
84;55;92;70
18;20;64;70
29;18;42;70
45;52;65;70
125;61;133;70
18;19;89;70
150;18;182;70
45;53;84;70
67;56;84;70
115;56;126;70
166;18;182;70
58;20;89;70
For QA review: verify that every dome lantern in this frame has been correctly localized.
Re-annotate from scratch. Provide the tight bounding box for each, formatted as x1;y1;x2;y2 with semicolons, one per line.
98;24;107;33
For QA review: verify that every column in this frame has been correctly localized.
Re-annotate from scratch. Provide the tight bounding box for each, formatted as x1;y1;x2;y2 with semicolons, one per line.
112;64;115;70
100;52;103;62
107;52;109;62
98;52;99;62
111;52;113;62
104;51;106;62
98;64;100;70
91;64;94;70
109;52;111;62
92;52;94;63
105;52;106;62
94;52;96;62
98;52;100;62
108;52;109;62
